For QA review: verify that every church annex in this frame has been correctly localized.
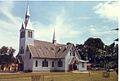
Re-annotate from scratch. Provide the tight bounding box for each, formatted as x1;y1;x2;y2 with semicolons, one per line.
17;4;88;72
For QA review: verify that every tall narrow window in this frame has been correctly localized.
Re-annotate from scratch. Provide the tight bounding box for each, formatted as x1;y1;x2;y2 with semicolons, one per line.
52;61;54;67
58;59;63;67
26;47;29;52
28;31;30;37
28;31;32;38
20;31;25;38
20;46;24;54
82;62;84;68
42;61;44;67
35;60;38;67
29;53;31;59
30;31;32;38
70;52;71;56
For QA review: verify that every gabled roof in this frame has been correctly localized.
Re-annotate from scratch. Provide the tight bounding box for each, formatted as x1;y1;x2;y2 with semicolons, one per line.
28;40;73;59
70;57;79;64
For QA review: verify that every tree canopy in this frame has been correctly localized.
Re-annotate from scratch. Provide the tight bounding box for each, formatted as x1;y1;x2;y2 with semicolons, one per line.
0;46;16;64
76;37;118;69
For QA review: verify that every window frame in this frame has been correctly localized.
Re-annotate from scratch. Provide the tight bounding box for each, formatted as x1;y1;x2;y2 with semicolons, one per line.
52;61;54;67
29;53;31;59
28;31;32;38
82;62;84;68
57;59;63;67
35;60;38;67
42;59;48;67
20;31;25;38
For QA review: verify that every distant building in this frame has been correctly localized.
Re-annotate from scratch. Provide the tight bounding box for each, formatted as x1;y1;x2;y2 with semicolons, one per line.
17;4;88;72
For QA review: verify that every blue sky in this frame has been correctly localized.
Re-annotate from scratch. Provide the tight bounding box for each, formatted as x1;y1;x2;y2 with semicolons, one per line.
0;1;118;55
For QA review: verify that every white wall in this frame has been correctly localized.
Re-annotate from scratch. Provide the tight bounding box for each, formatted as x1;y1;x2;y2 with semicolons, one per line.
23;47;66;72
19;29;34;71
78;62;87;71
24;29;34;51
65;48;88;71
65;51;73;71
54;59;65;71
24;50;33;71
32;58;65;72
19;29;34;53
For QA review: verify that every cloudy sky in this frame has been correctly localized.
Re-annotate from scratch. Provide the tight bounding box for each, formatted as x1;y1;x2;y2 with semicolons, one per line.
0;1;118;55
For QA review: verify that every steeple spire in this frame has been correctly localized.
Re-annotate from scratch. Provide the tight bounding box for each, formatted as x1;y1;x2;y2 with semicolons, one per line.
23;1;33;30
52;29;56;44
25;2;30;18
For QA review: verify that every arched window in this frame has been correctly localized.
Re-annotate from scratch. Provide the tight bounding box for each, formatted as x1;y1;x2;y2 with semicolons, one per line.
35;60;38;67
42;61;44;67
29;53;31;59
70;52;71;56
58;59;63;67
28;31;30;37
52;61;54;67
28;31;32;38
42;59;48;67
30;31;32;38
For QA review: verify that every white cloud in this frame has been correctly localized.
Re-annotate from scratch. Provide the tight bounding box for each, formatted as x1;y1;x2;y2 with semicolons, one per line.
0;1;22;56
94;1;119;21
77;16;91;20
33;8;80;43
0;1;81;56
0;1;21;24
87;25;117;37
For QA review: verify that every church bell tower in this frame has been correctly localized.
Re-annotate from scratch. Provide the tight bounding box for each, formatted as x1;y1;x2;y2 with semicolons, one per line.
19;4;34;55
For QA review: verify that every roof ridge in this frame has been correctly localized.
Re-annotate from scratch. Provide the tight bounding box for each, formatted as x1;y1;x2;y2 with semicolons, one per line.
34;40;66;46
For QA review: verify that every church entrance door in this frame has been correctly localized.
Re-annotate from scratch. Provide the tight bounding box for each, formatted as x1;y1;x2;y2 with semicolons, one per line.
69;61;78;71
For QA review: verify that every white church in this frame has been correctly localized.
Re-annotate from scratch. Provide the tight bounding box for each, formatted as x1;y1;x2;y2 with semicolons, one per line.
17;4;88;72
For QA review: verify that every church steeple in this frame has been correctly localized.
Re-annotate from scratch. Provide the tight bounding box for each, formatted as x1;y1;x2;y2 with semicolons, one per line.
24;2;33;30
19;2;34;55
52;29;56;44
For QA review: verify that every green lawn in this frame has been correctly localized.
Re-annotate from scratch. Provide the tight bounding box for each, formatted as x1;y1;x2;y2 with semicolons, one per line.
0;71;118;81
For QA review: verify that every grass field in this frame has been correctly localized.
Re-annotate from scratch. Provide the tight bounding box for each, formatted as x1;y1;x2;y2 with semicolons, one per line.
0;71;118;81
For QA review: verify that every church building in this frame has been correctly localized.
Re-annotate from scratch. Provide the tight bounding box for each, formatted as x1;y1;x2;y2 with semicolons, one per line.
17;4;88;72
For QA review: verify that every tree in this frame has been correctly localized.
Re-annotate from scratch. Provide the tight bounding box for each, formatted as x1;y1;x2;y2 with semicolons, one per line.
76;37;118;69
0;46;16;64
8;47;15;57
84;37;104;49
0;46;8;54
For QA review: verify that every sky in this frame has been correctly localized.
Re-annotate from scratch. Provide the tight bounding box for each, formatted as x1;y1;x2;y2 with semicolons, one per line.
0;1;119;56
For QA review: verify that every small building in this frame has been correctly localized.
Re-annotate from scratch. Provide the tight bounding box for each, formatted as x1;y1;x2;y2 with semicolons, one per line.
17;4;88;72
